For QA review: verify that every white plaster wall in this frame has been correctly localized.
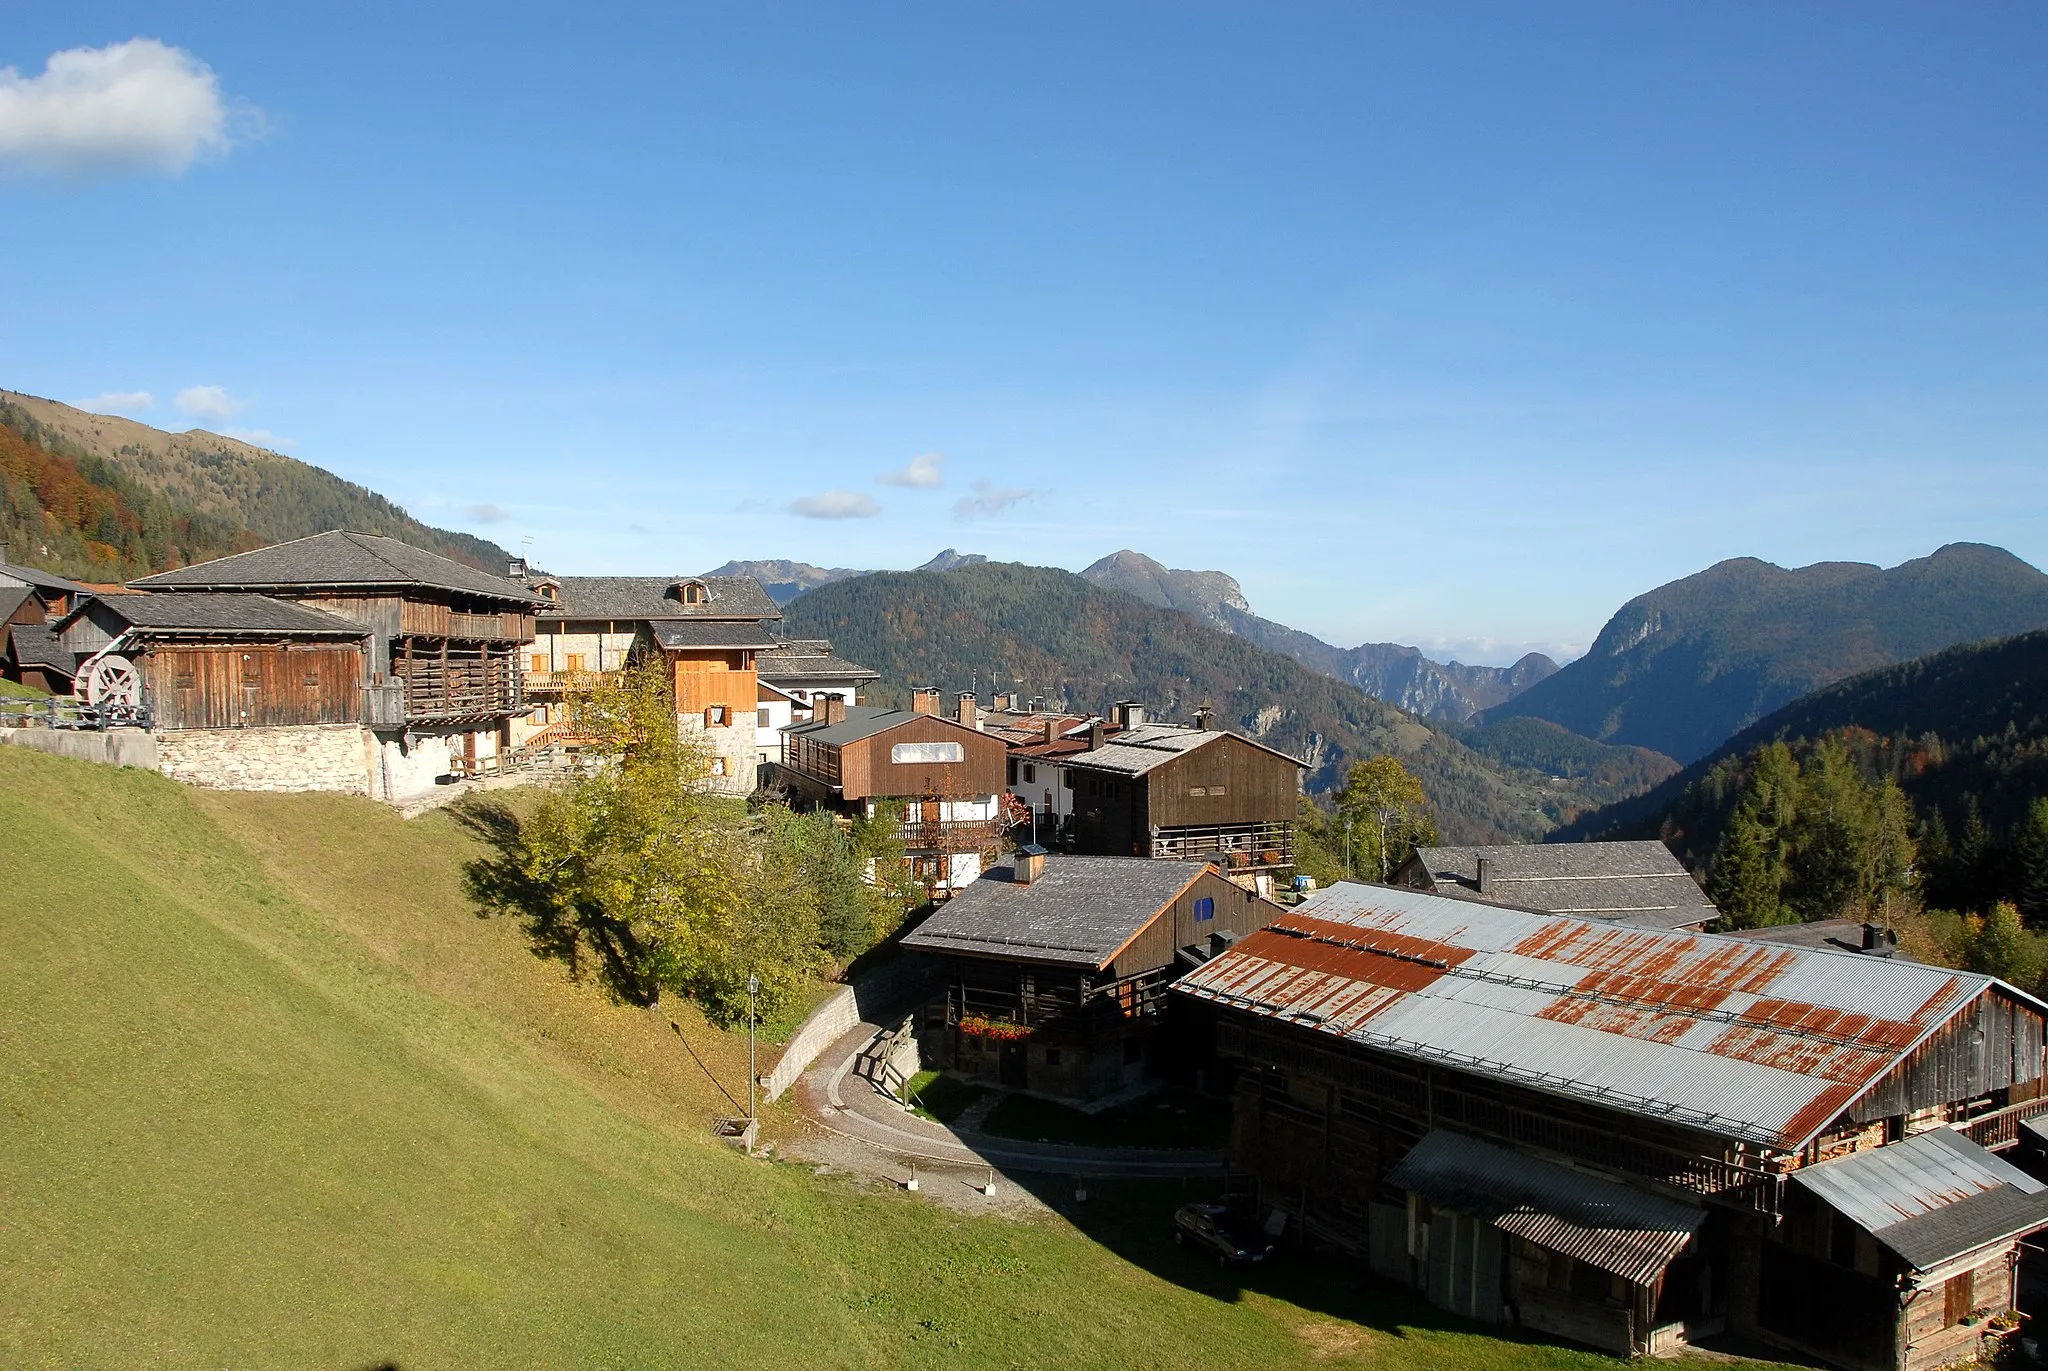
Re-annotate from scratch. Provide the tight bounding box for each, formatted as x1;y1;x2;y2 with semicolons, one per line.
369;725;500;800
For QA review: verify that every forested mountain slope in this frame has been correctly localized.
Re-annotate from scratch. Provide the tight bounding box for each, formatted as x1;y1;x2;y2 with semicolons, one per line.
1486;543;2048;763
0;390;508;581
1557;630;2048;880
1081;549;1557;722
783;561;1667;842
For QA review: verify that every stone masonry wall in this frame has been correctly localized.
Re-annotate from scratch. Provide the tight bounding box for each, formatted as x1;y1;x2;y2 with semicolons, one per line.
155;724;370;794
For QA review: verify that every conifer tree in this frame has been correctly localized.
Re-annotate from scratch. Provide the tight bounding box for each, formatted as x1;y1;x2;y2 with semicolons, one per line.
2015;798;2048;928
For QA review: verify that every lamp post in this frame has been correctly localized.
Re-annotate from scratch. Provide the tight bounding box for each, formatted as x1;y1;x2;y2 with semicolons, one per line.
1344;814;1353;880
747;973;760;1124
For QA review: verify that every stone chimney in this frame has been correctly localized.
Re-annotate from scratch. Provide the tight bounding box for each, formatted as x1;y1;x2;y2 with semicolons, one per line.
1475;856;1494;896
1012;845;1047;885
911;687;942;716
1043;717;1060;745
820;695;846;726
992;692;1012;713
956;692;978;728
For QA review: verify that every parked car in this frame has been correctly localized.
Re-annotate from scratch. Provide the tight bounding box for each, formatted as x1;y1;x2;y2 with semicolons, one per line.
1173;1201;1277;1265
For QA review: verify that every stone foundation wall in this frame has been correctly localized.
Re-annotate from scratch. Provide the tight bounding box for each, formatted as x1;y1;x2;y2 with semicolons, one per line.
156;724;369;794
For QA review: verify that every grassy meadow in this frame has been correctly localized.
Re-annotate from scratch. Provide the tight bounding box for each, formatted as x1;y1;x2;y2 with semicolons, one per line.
0;746;1794;1369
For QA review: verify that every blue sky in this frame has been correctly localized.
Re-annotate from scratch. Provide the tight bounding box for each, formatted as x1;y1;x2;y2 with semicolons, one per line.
3;5;2044;663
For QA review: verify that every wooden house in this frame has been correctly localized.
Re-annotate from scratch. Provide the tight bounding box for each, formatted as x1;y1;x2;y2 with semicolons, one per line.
1173;882;2048;1366
521;574;781;794
754;637;878;713
0;555;85;620
771;690;1009;889
1050;706;1307;891
903;851;1284;1102
1392;840;1720;931
53;592;367;729
131;531;542;798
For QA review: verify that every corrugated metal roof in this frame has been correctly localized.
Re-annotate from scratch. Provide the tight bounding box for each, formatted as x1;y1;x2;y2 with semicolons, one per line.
1175;882;2017;1152
1792;1126;2048;1275
1386;1129;1704;1287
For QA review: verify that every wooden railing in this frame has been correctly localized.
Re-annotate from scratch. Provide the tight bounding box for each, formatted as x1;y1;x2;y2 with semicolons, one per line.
1152;820;1295;869
1956;1097;2048;1151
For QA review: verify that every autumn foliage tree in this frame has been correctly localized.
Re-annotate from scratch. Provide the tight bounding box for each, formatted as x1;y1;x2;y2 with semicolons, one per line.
1335;755;1438;882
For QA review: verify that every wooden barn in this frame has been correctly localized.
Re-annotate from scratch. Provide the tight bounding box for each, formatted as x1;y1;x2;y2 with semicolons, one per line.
132;531;542;797
1174;881;2048;1368
771;690;1009;889
52;592;367;728
1057;709;1306;888
1392;840;1721;931
903;850;1284;1102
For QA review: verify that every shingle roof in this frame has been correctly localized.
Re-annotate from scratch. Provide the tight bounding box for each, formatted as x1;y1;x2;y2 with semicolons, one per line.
1409;841;1719;928
902;855;1211;968
132;531;542;605
1174;881;2032;1152
1385;1129;1705;1287
83;592;369;636
756;639;877;682
0;560;85;595
647;620;783;650
785;704;981;747
542;575;780;621
0;585;31;623
1065;722;1305;777
6;623;75;673
1793;1128;2048;1271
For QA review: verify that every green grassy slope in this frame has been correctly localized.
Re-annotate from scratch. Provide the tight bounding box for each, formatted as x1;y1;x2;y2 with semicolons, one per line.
0;748;1786;1369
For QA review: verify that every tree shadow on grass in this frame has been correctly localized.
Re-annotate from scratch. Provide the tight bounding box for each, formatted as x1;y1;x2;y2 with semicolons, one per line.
454;798;657;1007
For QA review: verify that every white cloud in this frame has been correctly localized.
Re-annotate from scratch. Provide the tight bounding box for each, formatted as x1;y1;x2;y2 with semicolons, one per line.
876;451;946;488
74;389;153;414
175;385;248;421
0;38;259;179
221;426;294;450
953;481;1036;522
789;491;881;520
465;502;510;524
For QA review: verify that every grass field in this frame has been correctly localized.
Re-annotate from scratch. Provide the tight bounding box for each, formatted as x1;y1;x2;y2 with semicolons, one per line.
0;746;1797;1369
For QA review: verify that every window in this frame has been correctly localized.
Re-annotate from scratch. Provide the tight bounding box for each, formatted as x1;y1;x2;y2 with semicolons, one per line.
531;653;547;674
683;583;704;604
757;708;771;728
1007;759;1018;785
706;705;730;726
565;653;585;674
1194;896;1215;923
891;741;964;764
710;757;728;777
1210;784;1226;796
1023;764;1036;783
1189;786;1207;797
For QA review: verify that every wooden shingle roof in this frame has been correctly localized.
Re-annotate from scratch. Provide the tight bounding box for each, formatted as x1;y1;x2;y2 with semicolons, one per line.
133;531;542;605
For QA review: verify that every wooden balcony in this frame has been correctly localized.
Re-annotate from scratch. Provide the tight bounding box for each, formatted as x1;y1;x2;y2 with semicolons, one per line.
1151;820;1294;870
392;644;524;723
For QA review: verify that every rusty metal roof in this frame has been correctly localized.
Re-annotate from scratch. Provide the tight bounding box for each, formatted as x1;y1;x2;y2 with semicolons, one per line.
1386;1129;1704;1287
1175;882;2031;1152
1794;1128;2048;1272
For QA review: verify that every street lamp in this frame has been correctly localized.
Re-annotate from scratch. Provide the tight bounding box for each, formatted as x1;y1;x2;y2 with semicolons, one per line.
747;973;760;1124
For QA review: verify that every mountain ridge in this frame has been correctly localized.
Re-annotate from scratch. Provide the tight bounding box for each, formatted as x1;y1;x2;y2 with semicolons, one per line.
781;560;1673;844
1487;542;2048;763
1079;548;1559;723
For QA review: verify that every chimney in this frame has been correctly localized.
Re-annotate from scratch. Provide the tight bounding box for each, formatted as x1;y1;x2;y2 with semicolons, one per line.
1043;717;1060;745
1475;857;1494;896
992;692;1012;713
1192;703;1215;731
911;687;941;716
956;692;978;728
1114;701;1145;730
820;695;846;726
1088;719;1105;750
1012;844;1047;885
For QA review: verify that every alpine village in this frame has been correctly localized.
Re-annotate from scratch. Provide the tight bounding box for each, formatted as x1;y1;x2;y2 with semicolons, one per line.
10;390;2048;1371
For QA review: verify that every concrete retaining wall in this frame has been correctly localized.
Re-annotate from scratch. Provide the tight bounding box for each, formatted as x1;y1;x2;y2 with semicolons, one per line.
156;724;369;794
0;727;159;770
762;956;931;1102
